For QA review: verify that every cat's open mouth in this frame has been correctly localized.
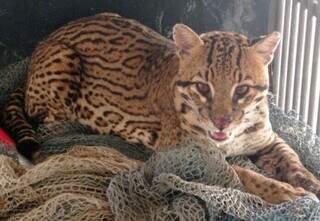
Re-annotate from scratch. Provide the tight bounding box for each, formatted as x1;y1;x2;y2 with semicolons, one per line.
210;131;229;141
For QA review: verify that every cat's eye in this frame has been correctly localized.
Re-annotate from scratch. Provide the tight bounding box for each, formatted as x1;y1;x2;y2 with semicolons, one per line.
196;82;211;96
234;85;250;98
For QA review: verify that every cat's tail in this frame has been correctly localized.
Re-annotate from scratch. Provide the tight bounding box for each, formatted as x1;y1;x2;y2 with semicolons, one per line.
1;88;40;160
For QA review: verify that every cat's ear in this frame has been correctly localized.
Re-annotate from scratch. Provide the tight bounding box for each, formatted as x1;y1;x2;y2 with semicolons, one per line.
173;24;204;57
252;32;281;65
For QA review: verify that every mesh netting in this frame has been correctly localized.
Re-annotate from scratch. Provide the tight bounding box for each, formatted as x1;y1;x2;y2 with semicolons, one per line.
1;59;320;220
0;144;141;221
106;138;320;221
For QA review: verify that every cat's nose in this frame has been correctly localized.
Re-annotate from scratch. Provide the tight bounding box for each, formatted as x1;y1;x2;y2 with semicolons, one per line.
212;116;231;130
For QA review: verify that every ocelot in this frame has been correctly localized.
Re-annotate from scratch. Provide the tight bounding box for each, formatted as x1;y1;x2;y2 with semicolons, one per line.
2;12;320;204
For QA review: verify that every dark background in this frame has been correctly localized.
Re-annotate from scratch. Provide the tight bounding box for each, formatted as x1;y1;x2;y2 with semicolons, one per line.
0;0;271;67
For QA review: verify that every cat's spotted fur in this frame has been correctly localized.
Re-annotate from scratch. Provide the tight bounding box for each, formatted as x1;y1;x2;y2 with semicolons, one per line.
2;12;320;204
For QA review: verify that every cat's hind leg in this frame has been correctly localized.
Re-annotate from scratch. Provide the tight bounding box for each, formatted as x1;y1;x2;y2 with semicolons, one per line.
26;41;82;124
4;42;84;160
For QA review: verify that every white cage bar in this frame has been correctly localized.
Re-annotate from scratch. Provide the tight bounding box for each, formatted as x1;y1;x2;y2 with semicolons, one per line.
269;0;320;134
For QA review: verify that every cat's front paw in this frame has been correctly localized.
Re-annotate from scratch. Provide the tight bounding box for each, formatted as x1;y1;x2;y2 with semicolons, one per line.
264;183;313;204
289;172;320;199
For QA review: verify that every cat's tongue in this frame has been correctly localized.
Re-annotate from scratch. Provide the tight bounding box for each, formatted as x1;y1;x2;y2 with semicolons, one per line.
210;131;228;141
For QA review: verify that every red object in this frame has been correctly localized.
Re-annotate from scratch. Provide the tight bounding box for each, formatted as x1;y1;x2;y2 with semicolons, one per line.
0;128;16;149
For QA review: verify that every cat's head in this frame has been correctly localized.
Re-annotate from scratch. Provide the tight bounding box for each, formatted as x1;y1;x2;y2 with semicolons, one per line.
172;24;280;146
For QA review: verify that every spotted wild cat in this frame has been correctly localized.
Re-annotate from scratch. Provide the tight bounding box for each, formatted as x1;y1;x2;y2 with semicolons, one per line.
2;12;320;204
